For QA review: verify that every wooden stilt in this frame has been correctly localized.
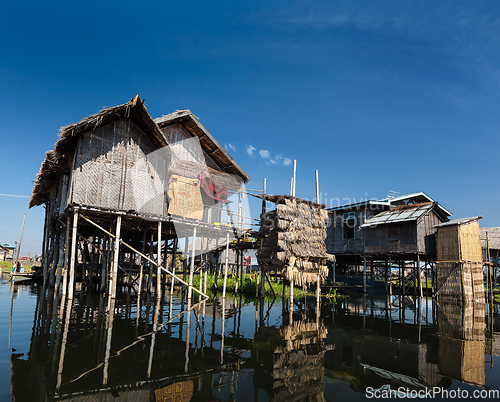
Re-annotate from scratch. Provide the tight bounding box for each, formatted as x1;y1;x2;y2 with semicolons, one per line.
183;237;189;281
109;215;122;301
138;230;146;298
68;209;79;301
417;254;423;298
61;215;71;301
389;254;393;298
103;297;115;386
363;255;367;293
147;297;161;378
157;222;162;297
185;298;192;372
222;232;230;299
188;226;197;301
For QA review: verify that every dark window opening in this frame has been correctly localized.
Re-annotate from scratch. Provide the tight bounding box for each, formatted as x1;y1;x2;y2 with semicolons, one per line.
343;212;356;239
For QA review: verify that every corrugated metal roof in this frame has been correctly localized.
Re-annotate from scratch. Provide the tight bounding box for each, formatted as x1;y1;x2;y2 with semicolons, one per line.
434;216;483;228
361;203;434;227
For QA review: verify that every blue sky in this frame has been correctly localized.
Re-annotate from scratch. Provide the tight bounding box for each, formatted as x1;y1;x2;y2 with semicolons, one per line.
0;0;499;257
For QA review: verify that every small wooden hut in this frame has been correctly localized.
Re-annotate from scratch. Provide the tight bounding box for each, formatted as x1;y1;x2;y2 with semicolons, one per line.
256;195;332;288
434;217;485;303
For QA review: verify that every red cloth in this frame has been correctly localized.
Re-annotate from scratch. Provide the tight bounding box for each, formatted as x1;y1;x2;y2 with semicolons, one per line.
198;170;228;202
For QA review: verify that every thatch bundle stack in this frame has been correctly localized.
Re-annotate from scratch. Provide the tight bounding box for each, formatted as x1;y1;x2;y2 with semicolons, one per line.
257;195;333;288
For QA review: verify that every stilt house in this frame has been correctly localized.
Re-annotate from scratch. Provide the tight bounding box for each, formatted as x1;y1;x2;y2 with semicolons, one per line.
29;95;249;292
326;193;452;267
434;217;485;303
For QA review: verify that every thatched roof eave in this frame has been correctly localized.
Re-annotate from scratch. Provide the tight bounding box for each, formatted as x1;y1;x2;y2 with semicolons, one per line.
29;95;167;208
155;110;250;183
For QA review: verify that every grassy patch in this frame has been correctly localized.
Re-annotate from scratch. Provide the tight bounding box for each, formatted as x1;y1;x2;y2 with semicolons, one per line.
190;272;317;300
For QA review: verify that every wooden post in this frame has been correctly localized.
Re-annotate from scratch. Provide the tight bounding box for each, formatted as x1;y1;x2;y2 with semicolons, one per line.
185;298;192;373
401;260;405;296
61;215;71;300
199;237;204;293
260;265;265;297
157;222;162;297
363;255;367;293
54;223;66;293
183;236;189;281
171;238;177;294
222;232;230;299
188;226;197;301
389;254;393;298
289;279;294;324
138;230;146;298
417;254;423;298
68;209;79;301
103;297;115;386
109;215;122;300
262;178;267;215
315;169;319;203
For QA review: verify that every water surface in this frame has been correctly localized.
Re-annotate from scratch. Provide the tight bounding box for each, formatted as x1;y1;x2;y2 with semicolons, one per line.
1;274;499;401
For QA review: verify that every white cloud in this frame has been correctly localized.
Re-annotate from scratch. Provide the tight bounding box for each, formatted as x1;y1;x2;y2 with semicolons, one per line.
283;158;292;166
225;143;236;152
246;145;256;156
259;149;270;159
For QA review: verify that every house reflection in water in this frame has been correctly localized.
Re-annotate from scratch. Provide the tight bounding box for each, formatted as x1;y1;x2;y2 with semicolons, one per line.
437;302;486;387
7;285;497;401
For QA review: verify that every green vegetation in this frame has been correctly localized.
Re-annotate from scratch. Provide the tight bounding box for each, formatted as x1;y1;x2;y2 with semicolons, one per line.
189;272;318;300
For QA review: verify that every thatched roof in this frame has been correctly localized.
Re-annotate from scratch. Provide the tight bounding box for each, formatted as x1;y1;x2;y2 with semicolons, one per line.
257;197;331;287
155;110;249;183
29;95;165;208
480;227;500;251
29;96;250;208
259;194;326;209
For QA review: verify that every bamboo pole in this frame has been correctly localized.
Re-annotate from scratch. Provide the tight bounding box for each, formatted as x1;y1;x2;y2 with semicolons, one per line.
54;223;66;293
188;226;197;301
389;254;393;298
185;297;192;372
147;297;161;378
61;215;70;301
103;297;115;386
137;231;146;298
417;254;423;298
223;232;230;299
157;222;162;297
68;209;79;301
315;169;319;203
109;215;122;301
292;160;297;197
262;178;266;215
363;255;367;293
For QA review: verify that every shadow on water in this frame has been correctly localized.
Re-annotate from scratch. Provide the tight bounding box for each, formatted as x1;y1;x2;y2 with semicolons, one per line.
2;273;500;401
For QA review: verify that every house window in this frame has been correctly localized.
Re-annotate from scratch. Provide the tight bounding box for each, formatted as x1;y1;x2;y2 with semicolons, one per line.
343;212;356;239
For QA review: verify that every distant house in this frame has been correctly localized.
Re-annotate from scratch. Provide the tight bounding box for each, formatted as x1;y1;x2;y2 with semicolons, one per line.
361;201;451;257
0;243;15;261
480;227;500;266
326;192;452;265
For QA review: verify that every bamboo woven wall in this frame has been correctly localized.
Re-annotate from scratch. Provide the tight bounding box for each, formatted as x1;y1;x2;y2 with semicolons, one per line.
70;118;169;216
459;221;482;262
436;219;484;302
